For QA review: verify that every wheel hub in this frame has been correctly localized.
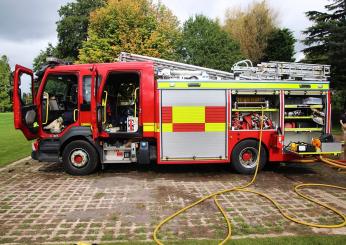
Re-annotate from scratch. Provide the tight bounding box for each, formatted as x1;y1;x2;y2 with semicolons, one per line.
70;149;88;168
74;155;83;164
239;147;258;169
242;152;252;161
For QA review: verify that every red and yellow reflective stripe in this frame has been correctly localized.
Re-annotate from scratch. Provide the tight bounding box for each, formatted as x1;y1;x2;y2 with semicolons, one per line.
160;123;226;132
205;106;226;123
162;123;173;132
143;122;226;132
161;106;226;132
143;106;227;133
172;106;205;123
162;106;226;123
205;123;226;132
143;122;155;132
173;123;205;132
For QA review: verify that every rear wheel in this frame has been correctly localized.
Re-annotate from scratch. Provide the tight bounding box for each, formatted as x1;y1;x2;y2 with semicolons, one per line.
231;139;267;174
62;140;99;175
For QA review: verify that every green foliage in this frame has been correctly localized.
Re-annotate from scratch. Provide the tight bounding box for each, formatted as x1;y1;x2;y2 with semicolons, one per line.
32;0;105;72
0;55;12;112
32;43;59;74
179;15;243;72
331;90;346;121
303;0;346;90
44;76;69;96
263;28;296;62
224;1;277;64
78;0;181;63
56;0;106;60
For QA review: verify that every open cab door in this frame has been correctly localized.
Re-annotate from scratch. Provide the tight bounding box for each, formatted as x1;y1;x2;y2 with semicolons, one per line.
13;65;38;140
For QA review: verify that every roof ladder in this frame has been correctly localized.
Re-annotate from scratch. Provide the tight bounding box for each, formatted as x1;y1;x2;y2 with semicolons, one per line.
118;52;235;80
232;60;330;81
118;52;330;81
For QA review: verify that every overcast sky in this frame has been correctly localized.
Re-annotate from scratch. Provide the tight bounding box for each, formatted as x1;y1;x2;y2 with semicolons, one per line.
0;0;328;70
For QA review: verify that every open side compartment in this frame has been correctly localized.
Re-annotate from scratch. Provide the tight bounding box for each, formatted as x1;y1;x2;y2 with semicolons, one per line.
230;90;280;131
283;91;341;155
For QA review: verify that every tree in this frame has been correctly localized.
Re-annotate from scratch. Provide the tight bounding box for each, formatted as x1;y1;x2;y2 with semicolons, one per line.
33;43;59;74
224;0;277;63
303;0;346;114
78;0;181;63
263;28;296;62
178;15;243;72
0;55;12;112
303;0;346;90
56;0;106;61
32;0;105;72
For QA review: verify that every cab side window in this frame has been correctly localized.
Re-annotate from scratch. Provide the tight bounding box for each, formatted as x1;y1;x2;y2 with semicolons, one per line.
81;75;101;111
82;76;91;111
19;73;34;106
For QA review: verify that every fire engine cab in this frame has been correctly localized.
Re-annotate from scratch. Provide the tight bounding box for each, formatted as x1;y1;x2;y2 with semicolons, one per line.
13;53;342;175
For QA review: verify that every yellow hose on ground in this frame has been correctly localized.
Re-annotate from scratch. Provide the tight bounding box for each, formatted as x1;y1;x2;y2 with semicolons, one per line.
153;109;265;245
319;156;346;169
289;155;346;169
153;109;346;245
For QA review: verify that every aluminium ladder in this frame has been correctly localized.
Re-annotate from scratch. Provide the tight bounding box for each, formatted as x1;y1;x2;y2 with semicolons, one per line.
118;52;330;81
232;60;330;81
118;52;234;80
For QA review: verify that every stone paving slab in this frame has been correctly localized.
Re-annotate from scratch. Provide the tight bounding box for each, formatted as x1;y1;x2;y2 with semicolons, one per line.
0;160;346;244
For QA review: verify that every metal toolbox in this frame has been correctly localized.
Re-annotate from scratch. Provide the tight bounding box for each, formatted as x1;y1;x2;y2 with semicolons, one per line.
321;142;342;153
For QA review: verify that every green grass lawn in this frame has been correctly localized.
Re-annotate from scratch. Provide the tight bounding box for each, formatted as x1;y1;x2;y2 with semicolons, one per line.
0;112;32;167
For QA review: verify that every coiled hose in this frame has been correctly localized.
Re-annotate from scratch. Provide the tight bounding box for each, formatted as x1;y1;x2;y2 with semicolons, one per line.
153;109;346;245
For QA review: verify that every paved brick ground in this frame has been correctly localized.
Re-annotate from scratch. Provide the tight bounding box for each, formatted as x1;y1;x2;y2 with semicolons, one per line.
0;160;346;244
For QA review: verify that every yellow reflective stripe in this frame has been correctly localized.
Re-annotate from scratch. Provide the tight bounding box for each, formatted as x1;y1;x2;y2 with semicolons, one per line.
162;123;173;132
205;123;226;132
81;123;91;126
285;128;322;132
143;123;155;132
173;106;205;123
297;151;341;155
158;82;329;90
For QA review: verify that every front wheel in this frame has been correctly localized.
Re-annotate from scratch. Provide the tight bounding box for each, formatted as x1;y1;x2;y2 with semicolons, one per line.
62;140;99;175
231;139;267;174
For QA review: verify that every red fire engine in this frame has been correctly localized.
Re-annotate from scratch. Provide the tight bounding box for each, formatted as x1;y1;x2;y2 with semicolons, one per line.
13;53;341;175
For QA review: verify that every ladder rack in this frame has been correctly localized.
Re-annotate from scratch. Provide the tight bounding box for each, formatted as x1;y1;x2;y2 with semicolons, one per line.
118;52;330;81
232;60;330;81
118;52;234;80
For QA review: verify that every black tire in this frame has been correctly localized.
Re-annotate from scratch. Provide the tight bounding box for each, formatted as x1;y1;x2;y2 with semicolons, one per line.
231;139;267;174
62;140;99;175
